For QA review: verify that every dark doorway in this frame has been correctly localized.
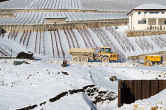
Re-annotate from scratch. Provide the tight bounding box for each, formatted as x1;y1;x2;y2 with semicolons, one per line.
0;28;6;34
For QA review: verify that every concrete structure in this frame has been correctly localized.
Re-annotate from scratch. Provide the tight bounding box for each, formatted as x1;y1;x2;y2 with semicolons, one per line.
44;17;67;24
128;4;166;30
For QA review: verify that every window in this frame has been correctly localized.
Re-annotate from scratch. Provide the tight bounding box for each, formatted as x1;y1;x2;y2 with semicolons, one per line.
101;48;104;52
144;12;147;14
105;48;111;53
138;12;141;15
162;12;165;14
149;12;154;14
138;20;146;24
149;12;159;14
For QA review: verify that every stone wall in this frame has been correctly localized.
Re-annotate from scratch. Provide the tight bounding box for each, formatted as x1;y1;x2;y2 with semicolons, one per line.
126;30;166;37
128;51;166;61
0;19;128;33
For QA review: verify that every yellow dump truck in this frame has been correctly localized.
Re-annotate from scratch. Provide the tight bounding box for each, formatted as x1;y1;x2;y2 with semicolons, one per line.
144;55;163;66
68;47;119;62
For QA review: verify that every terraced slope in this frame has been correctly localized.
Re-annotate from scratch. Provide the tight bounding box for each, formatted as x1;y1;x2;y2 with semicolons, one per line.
1;26;166;60
0;0;166;12
0;12;127;24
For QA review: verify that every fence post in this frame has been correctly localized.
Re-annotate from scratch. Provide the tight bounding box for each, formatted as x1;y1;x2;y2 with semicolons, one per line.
118;80;123;107
150;80;159;96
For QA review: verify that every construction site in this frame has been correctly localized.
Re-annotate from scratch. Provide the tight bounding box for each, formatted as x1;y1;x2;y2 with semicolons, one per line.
0;0;166;110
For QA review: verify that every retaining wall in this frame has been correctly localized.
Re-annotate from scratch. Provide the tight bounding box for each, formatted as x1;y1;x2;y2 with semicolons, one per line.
126;30;166;37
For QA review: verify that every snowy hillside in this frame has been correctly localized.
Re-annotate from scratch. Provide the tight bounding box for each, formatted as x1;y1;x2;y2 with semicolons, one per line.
1;26;166;60
81;0;166;11
0;0;34;9
26;0;82;9
0;12;127;25
1;0;166;12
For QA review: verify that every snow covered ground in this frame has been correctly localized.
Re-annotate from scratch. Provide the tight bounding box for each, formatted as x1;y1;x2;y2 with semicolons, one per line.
120;89;166;110
1;26;166;109
1;0;166;109
0;59;166;110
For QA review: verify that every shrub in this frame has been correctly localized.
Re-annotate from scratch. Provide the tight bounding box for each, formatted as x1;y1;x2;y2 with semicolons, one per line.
16;51;34;60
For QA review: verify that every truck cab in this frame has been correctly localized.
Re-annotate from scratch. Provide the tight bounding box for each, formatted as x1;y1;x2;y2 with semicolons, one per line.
99;47;119;61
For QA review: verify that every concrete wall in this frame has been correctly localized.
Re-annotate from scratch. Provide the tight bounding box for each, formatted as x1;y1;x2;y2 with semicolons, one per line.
128;10;148;30
0;14;15;18
44;18;66;24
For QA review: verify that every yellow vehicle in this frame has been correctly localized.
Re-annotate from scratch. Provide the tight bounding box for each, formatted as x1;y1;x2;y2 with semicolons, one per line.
97;47;119;62
144;55;163;66
68;47;119;62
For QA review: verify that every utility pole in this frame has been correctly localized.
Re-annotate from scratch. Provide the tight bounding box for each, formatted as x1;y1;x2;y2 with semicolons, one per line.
10;49;15;59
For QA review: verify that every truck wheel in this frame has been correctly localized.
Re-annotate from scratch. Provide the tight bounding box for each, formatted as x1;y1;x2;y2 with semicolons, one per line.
81;56;88;62
72;56;80;62
102;57;109;62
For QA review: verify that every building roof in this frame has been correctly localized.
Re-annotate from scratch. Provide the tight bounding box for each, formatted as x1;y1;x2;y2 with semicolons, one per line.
127;4;166;15
134;4;166;10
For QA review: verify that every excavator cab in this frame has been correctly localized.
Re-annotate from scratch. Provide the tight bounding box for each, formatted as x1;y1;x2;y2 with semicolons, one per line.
99;47;119;62
100;47;112;54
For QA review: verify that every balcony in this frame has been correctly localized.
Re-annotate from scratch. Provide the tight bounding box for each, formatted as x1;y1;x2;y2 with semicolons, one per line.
152;25;160;30
146;25;161;30
146;25;150;30
162;25;166;30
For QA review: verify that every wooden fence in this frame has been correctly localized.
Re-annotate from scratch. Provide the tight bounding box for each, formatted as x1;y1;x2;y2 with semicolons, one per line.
118;80;166;107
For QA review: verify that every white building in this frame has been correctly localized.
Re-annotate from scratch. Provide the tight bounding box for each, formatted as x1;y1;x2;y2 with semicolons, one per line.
127;4;166;30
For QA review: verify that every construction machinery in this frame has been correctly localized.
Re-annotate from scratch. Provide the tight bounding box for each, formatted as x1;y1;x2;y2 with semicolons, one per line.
144;55;163;66
67;47;119;62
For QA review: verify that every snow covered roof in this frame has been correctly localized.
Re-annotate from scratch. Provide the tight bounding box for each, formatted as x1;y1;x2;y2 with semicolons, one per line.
127;4;166;15
134;4;166;10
